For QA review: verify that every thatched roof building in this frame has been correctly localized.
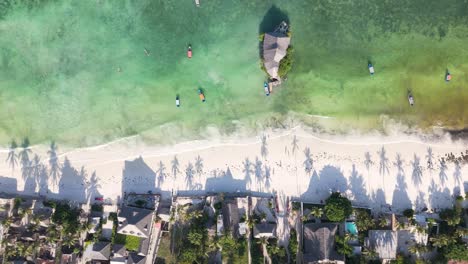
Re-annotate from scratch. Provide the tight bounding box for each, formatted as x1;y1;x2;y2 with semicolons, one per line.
262;21;290;79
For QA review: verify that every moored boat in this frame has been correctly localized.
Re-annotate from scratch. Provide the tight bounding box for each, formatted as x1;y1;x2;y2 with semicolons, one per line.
187;45;192;58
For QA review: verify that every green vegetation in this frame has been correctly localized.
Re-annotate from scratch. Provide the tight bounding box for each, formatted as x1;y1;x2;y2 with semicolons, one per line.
439;208;461;226
278;46;294;78
115;234;141;251
251;239;264;264
289;228;298;262
325;192;352;222
403;208;415;218
267;238;287;263
336;235;354;257
91;204;103;212
442;243;468;261
155;232;176;264
355;209;374;233
13;197;23;210
51;203;80;235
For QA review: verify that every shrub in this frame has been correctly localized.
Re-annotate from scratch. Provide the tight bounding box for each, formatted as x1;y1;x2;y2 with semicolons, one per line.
325;192;352;222
13;197;23;209
403;209;414;218
91;204;103;212
278;46;294;78
355;209;374;232
289;228;298;262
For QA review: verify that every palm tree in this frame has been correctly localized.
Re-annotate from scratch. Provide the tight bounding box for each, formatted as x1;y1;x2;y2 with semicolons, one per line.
245;215;257;264
378;216;388;228
362;246;379;261
6;140;18;171
309;207;323;219
257;236;272;264
414;224;427;235
455;227;468;237
1;216;13;228
430;234;456;248
16;241;26;256
408;243;430;255
63;235;78;248
32;214;41;226
188;210;203;220
335;235;353;257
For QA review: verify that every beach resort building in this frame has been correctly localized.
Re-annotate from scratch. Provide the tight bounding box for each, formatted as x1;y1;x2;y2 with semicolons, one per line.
117;206;154;238
302;223;345;264
83;241;111;263
365;230;398;263
262;21;291;80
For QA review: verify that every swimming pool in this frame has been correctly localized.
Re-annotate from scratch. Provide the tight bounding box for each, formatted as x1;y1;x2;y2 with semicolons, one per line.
346;222;358;235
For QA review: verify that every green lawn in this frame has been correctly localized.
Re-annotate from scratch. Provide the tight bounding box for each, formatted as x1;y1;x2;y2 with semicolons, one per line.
115;234;141;252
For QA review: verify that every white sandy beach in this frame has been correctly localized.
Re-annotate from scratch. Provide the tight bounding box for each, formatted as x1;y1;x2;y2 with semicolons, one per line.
0;127;466;213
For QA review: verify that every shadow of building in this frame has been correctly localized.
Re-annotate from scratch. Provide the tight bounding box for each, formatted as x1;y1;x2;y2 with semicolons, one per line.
58;157;86;203
122;157;156;195
205;168;246;193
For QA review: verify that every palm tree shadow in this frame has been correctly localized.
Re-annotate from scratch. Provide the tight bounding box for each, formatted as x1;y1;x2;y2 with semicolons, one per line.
391;154;412;211
378;146;389;176
291;135;299;155
264;165;271;192
303;147;313;175
393;153;404;173
453;161;462;185
24;154;41;194
426;147;434;170
171;155;180;180
438;159;448;185
364;152;374;171
411;154;423;186
243;158;253;188
156;161;166;188
348;164;370;205
185;162;195;189
195;155;204;177
6;139;18;171
19;138;32;180
254;157;263;190
261;135;268;159
48;141;60;185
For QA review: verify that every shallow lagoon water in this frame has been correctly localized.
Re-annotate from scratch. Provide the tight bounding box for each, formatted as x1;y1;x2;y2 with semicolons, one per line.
0;0;467;146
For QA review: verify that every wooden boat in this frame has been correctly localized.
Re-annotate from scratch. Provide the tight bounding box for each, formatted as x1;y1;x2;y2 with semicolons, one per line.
187;45;192;58
445;70;451;82
368;63;375;75
198;89;205;102
264;82;270;96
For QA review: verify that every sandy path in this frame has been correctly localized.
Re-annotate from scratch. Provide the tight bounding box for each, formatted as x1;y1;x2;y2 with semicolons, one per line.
0;127;466;213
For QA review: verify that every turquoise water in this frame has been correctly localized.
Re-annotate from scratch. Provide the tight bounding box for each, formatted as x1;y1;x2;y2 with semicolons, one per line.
346;222;358;235
0;0;467;146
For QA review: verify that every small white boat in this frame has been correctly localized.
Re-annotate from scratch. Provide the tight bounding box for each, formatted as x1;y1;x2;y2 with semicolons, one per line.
368;63;375;75
176;96;180;107
194;0;200;7
408;92;414;106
